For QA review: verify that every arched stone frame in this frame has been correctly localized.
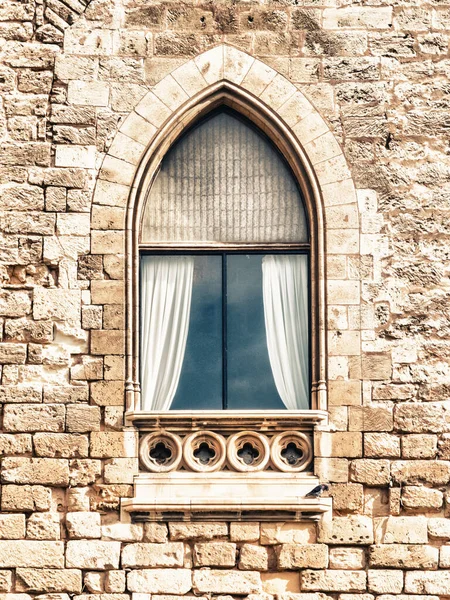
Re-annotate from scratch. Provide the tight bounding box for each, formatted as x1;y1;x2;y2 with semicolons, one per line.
91;44;360;417
91;43;361;518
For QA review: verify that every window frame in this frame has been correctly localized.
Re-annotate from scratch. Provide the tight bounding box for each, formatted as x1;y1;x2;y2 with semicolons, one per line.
125;86;327;416
140;248;311;411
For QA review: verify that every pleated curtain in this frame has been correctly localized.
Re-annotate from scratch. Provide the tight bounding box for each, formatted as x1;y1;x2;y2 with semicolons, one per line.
140;256;194;411
262;255;309;410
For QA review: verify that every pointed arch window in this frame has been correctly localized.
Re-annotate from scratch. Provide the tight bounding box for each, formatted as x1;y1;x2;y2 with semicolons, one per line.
139;109;310;412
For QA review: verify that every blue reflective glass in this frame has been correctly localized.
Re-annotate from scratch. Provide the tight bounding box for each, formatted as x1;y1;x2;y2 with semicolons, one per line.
171;255;222;410
226;255;285;410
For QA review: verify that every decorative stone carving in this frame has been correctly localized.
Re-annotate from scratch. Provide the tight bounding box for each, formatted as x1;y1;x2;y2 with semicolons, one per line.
183;431;227;473
271;431;313;473
139;431;182;473
227;431;270;473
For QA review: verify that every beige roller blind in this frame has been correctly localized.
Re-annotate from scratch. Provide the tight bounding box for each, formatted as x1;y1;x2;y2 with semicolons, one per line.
141;111;308;244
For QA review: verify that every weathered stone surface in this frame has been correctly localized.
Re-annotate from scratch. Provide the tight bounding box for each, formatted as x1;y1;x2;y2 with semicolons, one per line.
391;460;450;485
394;403;450;433
277;544;328;569
66;513;101;539
377;516;428;544
169;522;228;540
0;542;64;568
329;547;365;570
34;434;89;458
127;570;192;594
3;405;65;433
1;458;69;486
318;516;373;545
260;523;316;545
351;459;390;486
15;569;82;593
239;544;274;571
0;434;32;456
301;570;366;592
0;515;25;539
230;522;260;542
405;571;450;594
368;570;403;594
1;485;51;512
26;513;60;540
428;518;450;539
369;545;438;569
122;543;184;568
66;541;121;569
193;570;261;594
401;486;443;510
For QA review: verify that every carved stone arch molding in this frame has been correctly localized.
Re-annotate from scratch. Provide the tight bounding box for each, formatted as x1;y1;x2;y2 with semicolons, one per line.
91;44;361;520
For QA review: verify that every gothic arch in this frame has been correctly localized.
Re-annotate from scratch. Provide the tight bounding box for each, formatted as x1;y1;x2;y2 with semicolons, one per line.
91;44;361;415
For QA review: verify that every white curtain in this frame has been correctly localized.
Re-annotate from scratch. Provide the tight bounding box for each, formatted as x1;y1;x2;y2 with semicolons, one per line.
140;256;194;411
262;255;309;410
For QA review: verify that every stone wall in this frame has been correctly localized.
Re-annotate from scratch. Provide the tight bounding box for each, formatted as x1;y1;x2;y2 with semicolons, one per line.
1;0;450;598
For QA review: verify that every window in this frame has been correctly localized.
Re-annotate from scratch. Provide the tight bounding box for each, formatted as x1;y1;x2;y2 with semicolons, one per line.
139;109;310;412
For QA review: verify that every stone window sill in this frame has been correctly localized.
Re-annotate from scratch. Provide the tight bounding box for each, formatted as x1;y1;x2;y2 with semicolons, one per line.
122;410;332;522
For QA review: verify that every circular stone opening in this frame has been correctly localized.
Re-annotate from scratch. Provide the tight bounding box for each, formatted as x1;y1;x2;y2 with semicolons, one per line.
149;441;173;465
237;442;260;465
281;441;304;466
193;442;216;465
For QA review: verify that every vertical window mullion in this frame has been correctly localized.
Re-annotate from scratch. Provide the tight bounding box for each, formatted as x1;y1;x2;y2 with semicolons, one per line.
222;252;228;410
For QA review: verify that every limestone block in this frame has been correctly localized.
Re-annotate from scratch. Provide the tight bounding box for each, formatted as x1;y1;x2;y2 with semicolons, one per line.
315;432;362;458
91;231;124;255
0;291;31;317
0;434;32;455
127;570;192;594
90;431;137;458
428;518;450;539
104;572;126;594
91;381;125;406
364;433;400;458
102;523;143;542
401;486;443;510
349;406;393;432
391;460;450;485
329;548;365;570
55;147;96;170
0;571;12;592
394;402;450;433
318;516;373;545
351;459;390;485
377;516;428;544
314;458;349;483
323;6;392;28
239;545;274;571
369;545;438;569
368;570;403;594
143;523;168;543
1;485;51;512
169;523;227;540
66;513;101;539
328;381;361;406
91;330;125;355
15;569;81;593
66;405;101;432
261;572;300;594
44;386;88;404
34;434;89;458
0;344;26;364
90;281;124;306
0;514;25;539
122;543;184;568
91;207;126;231
439;546;450;567
67;489;90;512
329;484;363;512
68;81;109;106
33;289;81;322
405;571;450;595
83;573;103;594
1;458;69;486
328;331;360;356
260;523;316;545
56;214;90;237
0;542;64;568
193;570;261;594
66;541;120;569
104;458;139;484
402;435;437;459
90;484;133;512
278;544;328;569
69;459;101;486
193;543;236;567
301;570;366;592
230;523;260;542
26;513;60;540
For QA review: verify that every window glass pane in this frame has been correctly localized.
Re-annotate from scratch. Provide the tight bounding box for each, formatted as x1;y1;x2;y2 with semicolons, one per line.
141;110;308;244
226;255;286;410
171;255;223;410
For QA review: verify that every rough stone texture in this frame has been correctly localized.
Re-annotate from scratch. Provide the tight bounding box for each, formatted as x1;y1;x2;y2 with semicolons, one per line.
0;1;448;596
